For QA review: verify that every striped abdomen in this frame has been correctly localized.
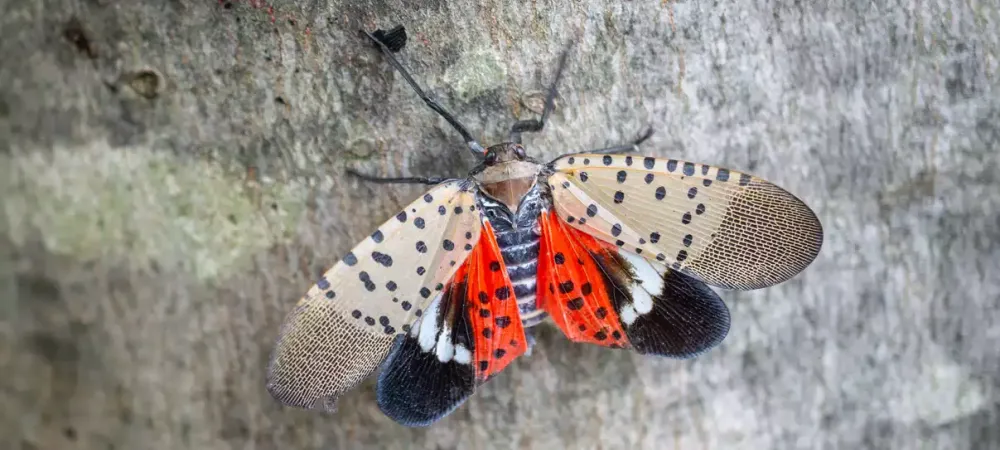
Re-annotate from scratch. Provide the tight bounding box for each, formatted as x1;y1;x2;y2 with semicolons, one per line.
494;225;546;327
479;184;548;328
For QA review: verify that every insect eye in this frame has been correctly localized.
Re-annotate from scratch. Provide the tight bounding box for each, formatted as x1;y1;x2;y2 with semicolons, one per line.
513;145;526;160
484;150;498;165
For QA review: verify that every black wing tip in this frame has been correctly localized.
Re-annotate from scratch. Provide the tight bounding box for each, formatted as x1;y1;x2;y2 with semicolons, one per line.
657;301;731;359
626;270;732;359
376;335;476;427
376;390;463;427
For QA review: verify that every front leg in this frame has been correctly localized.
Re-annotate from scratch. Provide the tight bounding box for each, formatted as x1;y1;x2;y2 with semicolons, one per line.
346;169;454;186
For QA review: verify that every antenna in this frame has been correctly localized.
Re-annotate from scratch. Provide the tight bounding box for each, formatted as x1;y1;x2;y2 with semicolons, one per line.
363;27;486;157
508;43;573;144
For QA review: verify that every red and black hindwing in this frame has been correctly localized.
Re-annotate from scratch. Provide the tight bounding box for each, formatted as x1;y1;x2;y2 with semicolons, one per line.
537;209;731;358
376;221;526;426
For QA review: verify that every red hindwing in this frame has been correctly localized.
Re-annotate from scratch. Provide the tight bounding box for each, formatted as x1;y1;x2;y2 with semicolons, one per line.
536;210;630;348
453;221;528;380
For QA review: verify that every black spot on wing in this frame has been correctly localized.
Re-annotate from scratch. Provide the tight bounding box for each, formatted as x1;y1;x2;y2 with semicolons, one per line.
376;335;475;427
358;271;376;291
343;252;358;266
372;251;393;267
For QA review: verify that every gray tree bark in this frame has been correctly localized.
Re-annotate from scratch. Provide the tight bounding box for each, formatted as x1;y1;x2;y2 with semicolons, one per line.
2;0;998;449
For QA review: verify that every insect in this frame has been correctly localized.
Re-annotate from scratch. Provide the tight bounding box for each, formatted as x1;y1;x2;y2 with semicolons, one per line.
266;26;824;427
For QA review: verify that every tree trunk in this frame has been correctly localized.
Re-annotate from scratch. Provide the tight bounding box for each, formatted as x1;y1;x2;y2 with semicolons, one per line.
3;0;998;448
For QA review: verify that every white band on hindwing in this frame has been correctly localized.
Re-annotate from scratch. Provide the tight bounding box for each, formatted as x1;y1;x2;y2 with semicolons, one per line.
410;292;472;364
617;251;664;325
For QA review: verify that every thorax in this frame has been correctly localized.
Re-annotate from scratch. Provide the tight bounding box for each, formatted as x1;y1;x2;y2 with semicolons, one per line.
474;160;542;211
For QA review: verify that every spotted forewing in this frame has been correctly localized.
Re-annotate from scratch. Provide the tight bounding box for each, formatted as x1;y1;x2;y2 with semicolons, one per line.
549;154;822;290
265;181;481;412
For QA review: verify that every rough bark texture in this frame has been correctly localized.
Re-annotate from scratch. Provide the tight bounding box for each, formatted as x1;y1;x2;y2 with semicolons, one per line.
3;1;999;449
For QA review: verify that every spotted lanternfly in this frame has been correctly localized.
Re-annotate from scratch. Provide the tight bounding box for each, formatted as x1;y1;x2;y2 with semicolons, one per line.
266;26;824;427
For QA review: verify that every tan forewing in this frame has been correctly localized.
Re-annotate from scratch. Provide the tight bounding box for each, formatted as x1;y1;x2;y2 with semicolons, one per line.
266;180;482;411
547;154;822;290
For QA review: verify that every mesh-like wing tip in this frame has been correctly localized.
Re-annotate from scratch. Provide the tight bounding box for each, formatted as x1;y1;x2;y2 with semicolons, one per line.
264;379;340;413
685;180;825;291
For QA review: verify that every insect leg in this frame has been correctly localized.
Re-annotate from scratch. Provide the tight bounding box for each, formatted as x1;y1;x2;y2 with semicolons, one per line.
522;330;537;357
578;126;655;154
346;168;451;186
508;44;572;143
361;28;485;157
